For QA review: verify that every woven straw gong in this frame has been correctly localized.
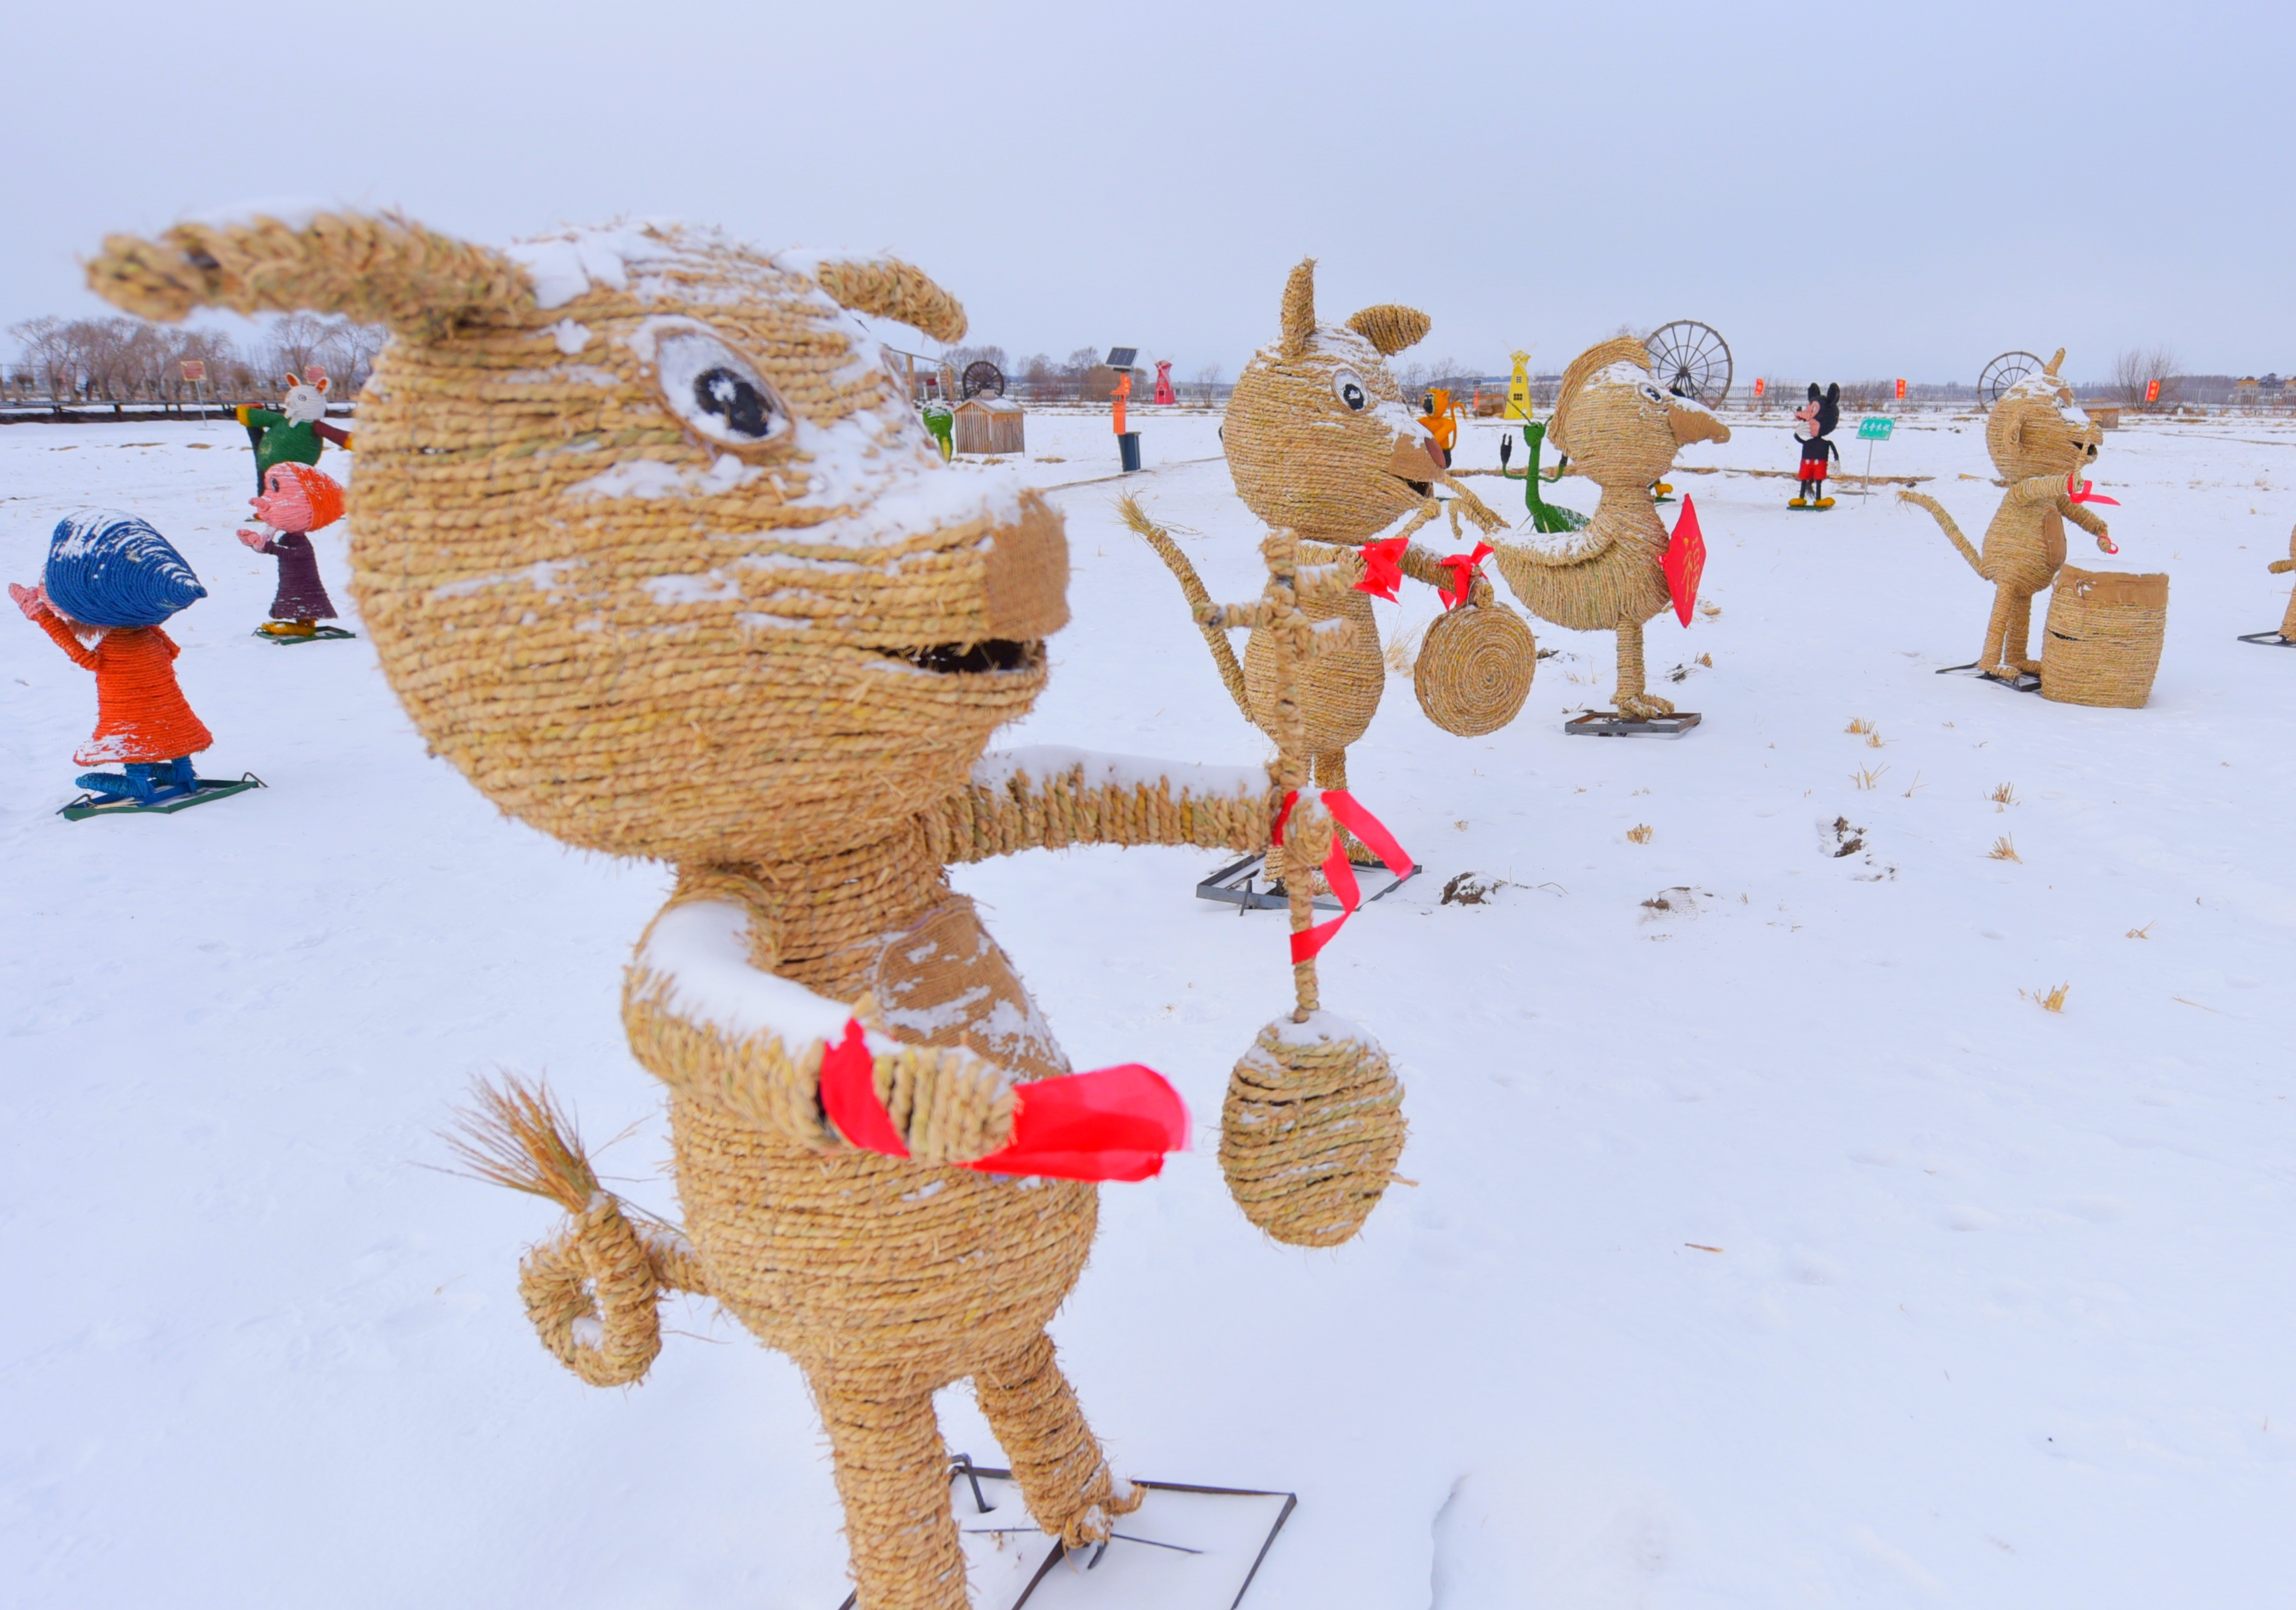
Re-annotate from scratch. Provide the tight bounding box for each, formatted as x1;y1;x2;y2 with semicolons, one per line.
1414;602;1534;737
2041;566;2169;708
1220;1018;1407;1248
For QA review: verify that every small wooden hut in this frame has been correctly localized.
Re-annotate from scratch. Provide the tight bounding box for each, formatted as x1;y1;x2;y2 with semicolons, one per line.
952;396;1026;456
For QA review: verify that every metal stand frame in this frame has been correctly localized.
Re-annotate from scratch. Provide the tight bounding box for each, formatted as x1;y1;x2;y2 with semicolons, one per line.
1195;853;1420;913
834;1456;1299;1610
59;772;267;821
1933;662;2041;693
1564;711;1701;738
2236;631;2295;647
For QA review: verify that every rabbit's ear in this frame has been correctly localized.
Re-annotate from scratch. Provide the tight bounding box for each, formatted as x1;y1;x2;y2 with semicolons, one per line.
2044;348;2066;377
315;375;330;393
283;372;300;389
1345;303;1430;356
812;255;967;344
87;210;533;338
1279;258;1316;358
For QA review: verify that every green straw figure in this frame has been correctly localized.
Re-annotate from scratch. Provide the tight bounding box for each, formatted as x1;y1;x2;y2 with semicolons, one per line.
1518;419;1588;535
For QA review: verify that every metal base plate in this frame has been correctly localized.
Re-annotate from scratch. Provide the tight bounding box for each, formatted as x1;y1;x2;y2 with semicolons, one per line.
1564;711;1701;738
1195;853;1420;913
2237;631;2295;646
835;1458;1298;1610
59;773;266;820
1933;662;2041;692
256;625;357;645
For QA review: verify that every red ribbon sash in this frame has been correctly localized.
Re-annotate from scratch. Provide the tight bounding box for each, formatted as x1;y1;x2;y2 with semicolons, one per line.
1271;788;1413;963
1436;542;1493;611
2065;472;2120;551
820;1020;1189;1182
1354;535;1409;602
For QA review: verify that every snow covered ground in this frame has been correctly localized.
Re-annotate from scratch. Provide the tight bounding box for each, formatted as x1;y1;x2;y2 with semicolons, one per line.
3;404;2293;1608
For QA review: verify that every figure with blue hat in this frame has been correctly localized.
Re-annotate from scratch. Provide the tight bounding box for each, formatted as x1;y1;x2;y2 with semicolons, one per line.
10;512;254;815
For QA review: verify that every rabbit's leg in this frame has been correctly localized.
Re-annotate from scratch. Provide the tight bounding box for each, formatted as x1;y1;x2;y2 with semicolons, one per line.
1613;619;1674;720
2003;587;2041;676
974;1329;1142;1548
1979;585;2019;678
811;1367;968;1610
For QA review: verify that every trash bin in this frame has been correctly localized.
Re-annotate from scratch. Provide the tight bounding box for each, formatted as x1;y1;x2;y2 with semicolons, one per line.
1118;432;1142;473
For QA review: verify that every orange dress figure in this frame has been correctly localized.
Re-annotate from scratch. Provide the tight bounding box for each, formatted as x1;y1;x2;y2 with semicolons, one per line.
1112;368;1132;435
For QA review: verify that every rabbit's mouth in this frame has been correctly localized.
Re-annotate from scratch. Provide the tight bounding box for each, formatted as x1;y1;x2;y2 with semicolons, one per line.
877;639;1043;676
1399;477;1432;498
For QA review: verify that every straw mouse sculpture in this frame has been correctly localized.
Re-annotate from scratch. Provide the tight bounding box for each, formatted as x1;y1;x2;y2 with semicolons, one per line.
1899;350;2115;681
1128;258;1530;792
2272;523;2296;641
88;210;1404;1610
1485;337;1729;721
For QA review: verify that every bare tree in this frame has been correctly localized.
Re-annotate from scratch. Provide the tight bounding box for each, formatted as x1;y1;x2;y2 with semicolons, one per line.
1191;361;1223;405
2113;345;2180;408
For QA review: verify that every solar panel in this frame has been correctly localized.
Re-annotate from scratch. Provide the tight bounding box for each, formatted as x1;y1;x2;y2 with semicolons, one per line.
1105;347;1138;370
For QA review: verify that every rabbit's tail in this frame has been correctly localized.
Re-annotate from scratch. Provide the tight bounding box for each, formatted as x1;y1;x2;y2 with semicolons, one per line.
1118;495;1254;723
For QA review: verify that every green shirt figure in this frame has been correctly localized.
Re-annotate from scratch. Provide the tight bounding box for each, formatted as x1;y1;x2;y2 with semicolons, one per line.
235;372;353;493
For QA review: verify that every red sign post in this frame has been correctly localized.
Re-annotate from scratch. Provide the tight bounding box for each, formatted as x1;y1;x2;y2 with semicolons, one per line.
1895;377;1907;401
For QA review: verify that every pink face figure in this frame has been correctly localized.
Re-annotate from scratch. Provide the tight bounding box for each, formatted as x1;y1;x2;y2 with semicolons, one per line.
251;467;317;534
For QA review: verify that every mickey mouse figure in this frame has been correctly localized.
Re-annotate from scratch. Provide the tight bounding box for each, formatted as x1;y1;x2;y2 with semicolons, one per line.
1790;382;1841;510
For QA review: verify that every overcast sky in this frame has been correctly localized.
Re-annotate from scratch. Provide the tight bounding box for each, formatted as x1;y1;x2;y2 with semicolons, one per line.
6;1;2288;387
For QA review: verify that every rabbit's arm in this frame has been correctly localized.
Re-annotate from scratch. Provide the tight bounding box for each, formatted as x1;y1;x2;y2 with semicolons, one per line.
933;746;1277;864
623;880;1015;1163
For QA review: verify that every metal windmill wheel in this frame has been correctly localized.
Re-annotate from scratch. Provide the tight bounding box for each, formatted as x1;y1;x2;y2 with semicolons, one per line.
1978;351;2043;409
1644;320;1733;407
959;361;1005;400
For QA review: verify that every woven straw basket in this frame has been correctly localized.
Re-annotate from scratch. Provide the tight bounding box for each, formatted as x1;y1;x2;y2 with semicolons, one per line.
2042;567;2169;708
1414;601;1534;736
1220;1017;1407;1248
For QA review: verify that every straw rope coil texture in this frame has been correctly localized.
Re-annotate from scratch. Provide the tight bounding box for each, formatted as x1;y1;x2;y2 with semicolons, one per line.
518;1197;710;1386
1414;602;1534;736
331;250;1063;867
2041;567;2169;707
1221;1020;1407;1248
931;757;1276;863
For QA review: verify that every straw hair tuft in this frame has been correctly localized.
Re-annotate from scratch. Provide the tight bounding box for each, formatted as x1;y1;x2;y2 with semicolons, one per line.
87;210;533;337
1344;303;1431;356
813;255;968;344
444;1075;602;1214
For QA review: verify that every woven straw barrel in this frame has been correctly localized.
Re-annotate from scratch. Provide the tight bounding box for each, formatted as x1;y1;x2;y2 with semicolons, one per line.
1220;1019;1406;1248
1414;601;1533;736
2041;567;2168;708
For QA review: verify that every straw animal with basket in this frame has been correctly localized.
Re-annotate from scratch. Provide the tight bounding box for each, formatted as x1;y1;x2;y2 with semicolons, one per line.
87;208;1406;1610
1128;259;1532;789
1484;337;1730;722
1898;349;2119;683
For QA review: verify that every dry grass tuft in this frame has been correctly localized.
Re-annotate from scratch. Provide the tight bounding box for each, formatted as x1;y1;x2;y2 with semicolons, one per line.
1845;717;1875;735
1989;782;2019;810
2126;921;2155;939
2021;982;2071;1013
1903;771;1926;797
1698;600;1722;618
1988;835;2021;862
1696;653;1713;667
1866;731;1886;749
442;1076;600;1214
1384;621;1425;676
1852;763;1889;790
1626;823;1654;844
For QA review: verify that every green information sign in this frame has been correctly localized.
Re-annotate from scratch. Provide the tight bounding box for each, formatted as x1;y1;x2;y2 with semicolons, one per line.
1857;416;1896;441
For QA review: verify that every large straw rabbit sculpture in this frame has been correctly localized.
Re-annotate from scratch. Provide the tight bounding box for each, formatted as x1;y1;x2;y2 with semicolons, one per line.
1487;338;1729;720
87;210;1399;1610
1129;259;1527;788
1899;349;2114;681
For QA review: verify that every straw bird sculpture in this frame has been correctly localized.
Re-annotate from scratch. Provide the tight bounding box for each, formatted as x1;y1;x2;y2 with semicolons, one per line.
1899;349;2114;681
1486;337;1729;721
84;208;1347;1610
1128;258;1518;800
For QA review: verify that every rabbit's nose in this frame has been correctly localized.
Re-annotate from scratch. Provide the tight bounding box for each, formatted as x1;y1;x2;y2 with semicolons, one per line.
1388;433;1443;481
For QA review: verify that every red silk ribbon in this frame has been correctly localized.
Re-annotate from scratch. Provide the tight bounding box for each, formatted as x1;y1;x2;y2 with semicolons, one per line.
1271;788;1414;963
820;1020;1189;1182
1436;542;1493;611
1355;535;1409;602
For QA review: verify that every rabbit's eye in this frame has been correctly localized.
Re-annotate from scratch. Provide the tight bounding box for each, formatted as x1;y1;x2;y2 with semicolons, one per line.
1639;382;1665;403
1332;370;1369;412
655;329;788;447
